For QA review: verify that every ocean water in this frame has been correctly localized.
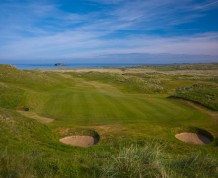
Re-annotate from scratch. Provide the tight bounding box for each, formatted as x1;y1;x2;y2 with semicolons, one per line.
12;63;143;70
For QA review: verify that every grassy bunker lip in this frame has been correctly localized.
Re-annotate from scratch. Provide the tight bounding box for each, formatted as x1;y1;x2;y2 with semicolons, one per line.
59;128;100;147
175;127;214;145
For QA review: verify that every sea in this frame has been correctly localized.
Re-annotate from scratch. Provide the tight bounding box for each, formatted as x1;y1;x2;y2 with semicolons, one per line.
12;63;145;70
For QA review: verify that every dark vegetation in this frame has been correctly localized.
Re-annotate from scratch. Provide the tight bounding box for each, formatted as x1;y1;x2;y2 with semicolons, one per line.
138;63;218;71
173;84;218;110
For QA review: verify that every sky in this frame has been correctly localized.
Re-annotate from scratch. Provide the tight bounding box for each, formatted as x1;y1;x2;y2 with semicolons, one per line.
0;0;218;64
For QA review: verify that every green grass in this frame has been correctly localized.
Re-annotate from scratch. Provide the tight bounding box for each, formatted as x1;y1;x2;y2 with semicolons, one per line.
101;143;218;178
137;63;218;71
173;84;218;110
70;72;167;94
0;64;217;177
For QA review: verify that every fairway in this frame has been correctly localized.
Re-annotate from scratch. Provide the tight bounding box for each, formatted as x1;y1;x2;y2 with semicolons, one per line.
40;80;210;127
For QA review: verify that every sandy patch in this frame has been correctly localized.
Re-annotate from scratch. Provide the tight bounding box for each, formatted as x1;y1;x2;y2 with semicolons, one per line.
175;132;212;144
18;111;54;123
59;135;98;147
39;67;157;74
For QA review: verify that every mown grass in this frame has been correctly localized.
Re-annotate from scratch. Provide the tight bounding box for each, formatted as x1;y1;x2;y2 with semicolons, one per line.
0;64;217;177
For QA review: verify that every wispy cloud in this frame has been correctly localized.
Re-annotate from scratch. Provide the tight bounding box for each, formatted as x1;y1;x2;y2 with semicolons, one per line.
193;0;218;10
1;31;218;60
0;0;218;63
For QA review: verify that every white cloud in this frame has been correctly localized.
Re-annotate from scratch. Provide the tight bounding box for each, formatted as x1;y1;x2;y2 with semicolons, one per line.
0;0;218;62
1;31;218;60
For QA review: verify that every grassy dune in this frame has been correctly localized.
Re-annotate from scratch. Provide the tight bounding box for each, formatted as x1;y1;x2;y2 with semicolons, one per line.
0;64;217;177
173;84;218;111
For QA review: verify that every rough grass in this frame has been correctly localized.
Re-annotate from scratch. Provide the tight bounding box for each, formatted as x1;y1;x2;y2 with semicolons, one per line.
138;63;218;71
101;143;218;178
173;84;218;111
101;143;167;178
70;72;167;94
0;84;26;109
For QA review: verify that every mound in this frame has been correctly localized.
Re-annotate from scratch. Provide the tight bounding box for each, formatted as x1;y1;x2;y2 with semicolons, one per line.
59;135;99;147
175;132;212;144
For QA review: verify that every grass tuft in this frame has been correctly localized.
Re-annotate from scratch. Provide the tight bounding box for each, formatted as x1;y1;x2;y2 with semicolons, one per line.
101;143;168;178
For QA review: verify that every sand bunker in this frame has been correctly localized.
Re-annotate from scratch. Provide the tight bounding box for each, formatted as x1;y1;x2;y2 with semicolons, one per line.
175;132;212;144
59;135;99;147
18;107;29;111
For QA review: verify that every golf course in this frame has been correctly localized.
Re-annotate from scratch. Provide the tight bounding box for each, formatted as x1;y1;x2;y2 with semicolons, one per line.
0;63;217;177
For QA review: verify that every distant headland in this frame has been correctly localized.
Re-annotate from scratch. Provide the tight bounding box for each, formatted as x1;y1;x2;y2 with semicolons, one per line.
54;63;65;66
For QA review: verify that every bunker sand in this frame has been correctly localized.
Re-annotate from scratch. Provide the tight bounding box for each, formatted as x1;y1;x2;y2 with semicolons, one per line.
175;132;212;144
59;136;98;147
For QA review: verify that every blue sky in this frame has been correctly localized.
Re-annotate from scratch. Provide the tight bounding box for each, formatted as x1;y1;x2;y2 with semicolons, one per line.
0;0;218;63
